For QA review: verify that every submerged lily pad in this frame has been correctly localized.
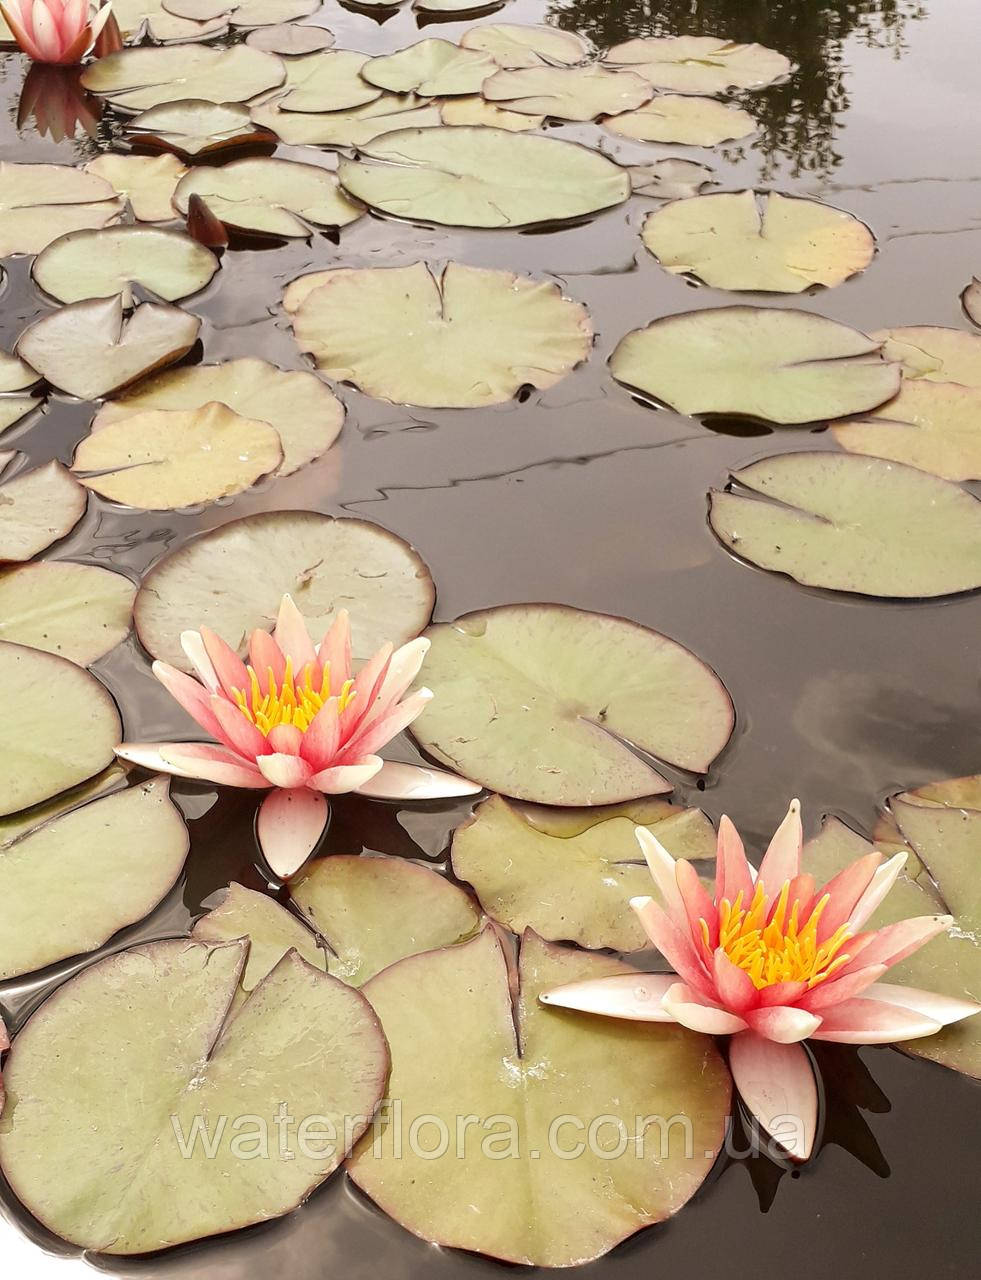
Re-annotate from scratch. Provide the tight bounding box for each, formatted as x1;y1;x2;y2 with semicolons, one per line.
363;39;497;97
134;509;435;670
439;96;542;131
336;126;631;228
174;157;361;237
0;779;188;980
0;562;135;664
0;641;121;816
642;191;874;292
246;22;334;54
33;225;219;305
460;22;592;68
411;603;734;806
81;44;286;111
0;162;123;256
603;94;756;146
872;325;981;387
128;99;274;156
0;939;389;1253
482;65;653;122
709;451;981;597
192;883;327;990
252;93;441;145
627;158;714;199
832;381;981;480
610;307;901;424
284;262;591;408
348;928;730;1267
604;36;793;95
452;794;715;950
0;455;86;563
273;50;382;112
83;153;187;222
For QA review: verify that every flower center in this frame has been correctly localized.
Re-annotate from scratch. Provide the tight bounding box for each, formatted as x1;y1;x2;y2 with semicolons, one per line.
231;658;356;737
702;879;852;990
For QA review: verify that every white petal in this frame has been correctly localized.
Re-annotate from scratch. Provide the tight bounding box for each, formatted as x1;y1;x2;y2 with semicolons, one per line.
355;760;481;800
847;851;908;930
180;629;220;692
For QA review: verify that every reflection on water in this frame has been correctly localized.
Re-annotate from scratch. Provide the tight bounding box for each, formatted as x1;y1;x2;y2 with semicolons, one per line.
552;0;927;176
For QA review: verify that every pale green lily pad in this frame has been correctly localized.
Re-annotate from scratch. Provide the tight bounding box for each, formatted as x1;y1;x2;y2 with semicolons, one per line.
0;939;389;1253
872;325;981;387
246;22;334;54
363;39;497;97
962;278;981;328
604;94;756;146
134;509;435;670
460;22;592;68
292;855;480;986
709;451;981;598
273;50;382;112
284;261;591;408
0;778;188;980
604;36;793;95
337;126;631;228
440;95;543;131
349;928;730;1267
0;455;87;563
164;0;319;27
128;100;274;156
610;307;901;423
411;602;734;806
0;562;135;664
81;44;286;112
482;65;653;122
832;380;981;480
83;153;187;222
33;225;219;305
0;352;40;439
0;641;121;816
0;162;123;256
113;0;227;42
0;765;127;850
252;93;441;146
628;158;714;199
93;357;344;478
452;794;715;950
0;398;40;439
192;883;327;990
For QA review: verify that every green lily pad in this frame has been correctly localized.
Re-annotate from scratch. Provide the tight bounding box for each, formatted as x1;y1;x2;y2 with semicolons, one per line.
0;765;127;849
336;126;631;228
192;883;327;990
0;561;135;664
246;22;334;54
440;95;543;131
33;225;219;305
0;939;389;1253
252;93;441;146
362;39;497;97
272;50;382;112
832;380;981;480
134;509;435;670
0;778;188;980
284;261;591;408
0;641;121;816
709;451;981;598
642;191;875;293
627;158;714;199
0;351;41;439
411;603;734;805
163;0;319;27
348;928;730;1266
113;0;227;43
460;22;592;68
872;325;981;386
0;162;123;256
81;44;286;112
83;153;187;222
603;36;793;95
452;794;715;950
0;455;86;563
128;100;274;157
604;94;756;146
610;307;901;423
481;65;653;122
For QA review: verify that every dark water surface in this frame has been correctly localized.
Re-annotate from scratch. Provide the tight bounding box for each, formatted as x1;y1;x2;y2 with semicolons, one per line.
1;0;980;1274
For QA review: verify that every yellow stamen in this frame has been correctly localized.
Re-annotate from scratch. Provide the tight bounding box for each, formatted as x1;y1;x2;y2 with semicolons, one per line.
229;659;357;739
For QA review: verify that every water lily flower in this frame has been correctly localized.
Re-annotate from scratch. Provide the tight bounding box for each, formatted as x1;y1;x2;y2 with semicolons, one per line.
540;801;980;1161
116;596;480;878
0;0;113;66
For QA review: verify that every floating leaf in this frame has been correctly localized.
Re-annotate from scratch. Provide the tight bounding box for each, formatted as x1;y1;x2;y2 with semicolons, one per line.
363;39;497;96
252;93;441;146
128;99;274;156
460;22;592;68
272;50;382;112
604;93;755;146
173;157;361;237
440;95;542;131
709;451;981;597
83;153;186;222
604;36;793;95
0;162;122;256
192;883;327;990
246;22;334;54
72;402;282;510
163;0;319;27
452;794;715;950
642;191;874;293
0;455;86;563
16;295;200;400
0;561;135;664
0;352;40;438
292;855;480;986
348;928;731;1267
961;277;981;328
33;225;219;305
0;764;127;849
0;939;389;1253
872;325;981;387
0;779;187;980
93;357;343;477
482;65;652;122
610;306;901;423
411;603;734;805
832;381;981;480
0;641;121;816
134;509;435;670
413;0;502;10
81;44;286;111
112;0;226;42
284;261;591;409
627;157;713;199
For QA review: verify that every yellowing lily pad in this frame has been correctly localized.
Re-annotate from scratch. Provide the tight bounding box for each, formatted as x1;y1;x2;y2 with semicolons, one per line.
113;0;227;42
0;765;128;850
832;380;981;480
440;95;543;131
0;778;188;980
0;352;41;438
363;39;497;96
460;22;592;68
0;561;135;664
134;509;435;670
284;261;591;408
872;325;981;387
128;99;274;156
192;882;327;990
246;22;334;54
0;162;123;256
33;225;219;305
273;50;382;112
336;126;631;228
604;94;756;145
709;451;981;598
604;36;793;95
0;455;86;563
628;158;714;199
0;641;121;816
252;93;441;145
163;0;319;27
482;65;653;122
348;928;731;1267
81;44;286;112
411;603;734;806
173;157;361;237
83;153;186;222
610;307;901;424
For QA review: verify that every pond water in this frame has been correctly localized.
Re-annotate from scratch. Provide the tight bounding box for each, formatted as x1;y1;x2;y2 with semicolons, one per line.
1;0;980;1275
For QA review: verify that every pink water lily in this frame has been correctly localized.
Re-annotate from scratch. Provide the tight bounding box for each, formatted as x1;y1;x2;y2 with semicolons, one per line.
116;596;480;878
1;0;112;64
540;801;980;1161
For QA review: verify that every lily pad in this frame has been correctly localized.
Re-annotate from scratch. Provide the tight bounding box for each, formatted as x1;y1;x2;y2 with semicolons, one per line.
0;641;121;816
33;225;219;305
628;158;714;199
0;561;135;664
962;278;981;327
92;357;343;477
113;0;227;42
284;261;591;408
610;307;901;423
604;36;793;95
252;93;441;145
173;157;361;237
440;95;543;131
482;65;653;122
0;352;40;438
0;765;127;850
460;22;592;68
81;44;286;112
0;939;389;1253
642;191;875;293
71;402;282;510
128;99;275;156
452;794;715;950
348;928;731;1267
0;779;188;980
163;0;319;27
337;127;630;228
192;883;327;990
273;50;382;112
872;325;981;387
246;22;334;54
363;39;497;96
16;295;200;400
0;162;123;256
134;509;435;670
709;451;981;598
603;94;756;146
292;855;480;985
0;455;86;563
83;153;187;222
411;603;734;806
832;381;981;480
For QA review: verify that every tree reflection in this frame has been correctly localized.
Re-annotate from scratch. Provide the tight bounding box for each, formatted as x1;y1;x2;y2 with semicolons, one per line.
549;0;927;176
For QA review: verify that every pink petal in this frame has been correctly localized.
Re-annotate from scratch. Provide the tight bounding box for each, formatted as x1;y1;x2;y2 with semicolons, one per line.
256;787;328;879
151;660;222;738
811;996;942;1043
812;852;882;942
729;1030;817;1161
847;852;908;930
200;626;249;698
744;1004;821;1044
713;948;759;1013
267;723;303;756
838;914;954;976
339;688;432;761
780;873;815;925
856;982;981;1027
354;760;482;800
341;642;393;730
256;753;313;788
373;636;431;711
300;697;341;769
273;593;317;673
180;629;219;692
210;695;266;760
676;858;718;949
662;982;748;1035
318;608;351;694
635;826;686;921
61;0;87;38
797;964;888;1013
30;0;62;59
249;628;286;692
539;973;678;1022
758;979;808;1007
715;814;755;906
115;741;267;788
756;799;802;895
631;896;716;999
1;4;41;60
309;756;383;794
